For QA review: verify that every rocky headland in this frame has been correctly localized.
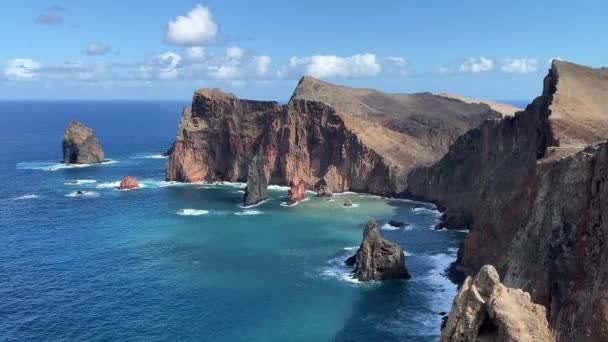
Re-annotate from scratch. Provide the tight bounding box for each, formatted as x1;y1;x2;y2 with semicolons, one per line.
407;60;608;341
345;219;410;281
165;77;502;196
62;120;105;164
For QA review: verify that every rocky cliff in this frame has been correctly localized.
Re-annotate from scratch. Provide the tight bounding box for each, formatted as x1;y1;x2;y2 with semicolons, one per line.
243;147;269;206
166;77;502;196
345;219;410;281
441;265;553;342
62;120;104;164
408;61;608;341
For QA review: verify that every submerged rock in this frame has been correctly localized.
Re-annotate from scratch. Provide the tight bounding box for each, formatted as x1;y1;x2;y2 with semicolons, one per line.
441;265;553;342
343;199;353;207
388;220;409;228
287;178;307;205
118;176;139;190
345;219;410;281
62;120;104;164
243;148;268;206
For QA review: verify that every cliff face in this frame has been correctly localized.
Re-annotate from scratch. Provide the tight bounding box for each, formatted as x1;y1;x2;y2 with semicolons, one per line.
166;78;501;195
408;60;608;341
62;120;105;164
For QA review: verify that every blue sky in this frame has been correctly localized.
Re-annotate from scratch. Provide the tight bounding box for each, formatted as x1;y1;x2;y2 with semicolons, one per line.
1;0;607;101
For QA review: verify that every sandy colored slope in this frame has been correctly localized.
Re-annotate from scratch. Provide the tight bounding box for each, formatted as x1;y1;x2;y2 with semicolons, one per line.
437;93;522;116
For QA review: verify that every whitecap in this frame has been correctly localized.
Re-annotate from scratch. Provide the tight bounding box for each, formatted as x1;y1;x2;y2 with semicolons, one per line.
17;160;116;171
96;181;121;189
64;179;97;185
359;194;383;199
13;194;40;200
280;201;298;207
404;251;414;257
231;190;245;194
382;222;413;231
65;191;99;197
321;252;360;284
267;185;290;191
132;154;168;159
234;210;262;216
176;209;209;216
332;191;358;196
412;207;442;217
238;199;269;209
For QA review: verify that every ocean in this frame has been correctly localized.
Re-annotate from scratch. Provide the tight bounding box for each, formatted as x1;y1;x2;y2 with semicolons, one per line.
0;101;467;341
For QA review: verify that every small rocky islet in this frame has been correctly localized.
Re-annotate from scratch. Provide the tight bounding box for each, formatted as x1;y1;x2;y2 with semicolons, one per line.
56;59;608;341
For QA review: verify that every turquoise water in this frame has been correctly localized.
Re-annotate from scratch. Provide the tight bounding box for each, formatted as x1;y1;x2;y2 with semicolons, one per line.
0;101;466;341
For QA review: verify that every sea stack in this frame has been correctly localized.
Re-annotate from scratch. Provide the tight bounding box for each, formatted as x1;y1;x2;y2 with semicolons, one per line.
345;219;410;281
243;148;268;206
441;265;554;342
118;176;139;190
286;178;307;205
62;120;104;164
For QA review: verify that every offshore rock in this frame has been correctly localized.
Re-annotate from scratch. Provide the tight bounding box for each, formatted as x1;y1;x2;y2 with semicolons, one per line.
62;120;104;164
408;60;608;341
313;178;333;197
441;265;553;342
118;176;139;190
243;147;268;206
345;219;410;281
166;79;502;196
286;178;307;205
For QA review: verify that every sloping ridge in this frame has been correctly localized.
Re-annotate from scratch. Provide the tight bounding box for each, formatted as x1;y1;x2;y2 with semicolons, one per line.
407;59;608;341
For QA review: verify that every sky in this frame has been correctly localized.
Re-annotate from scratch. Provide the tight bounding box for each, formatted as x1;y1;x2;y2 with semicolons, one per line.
1;0;607;101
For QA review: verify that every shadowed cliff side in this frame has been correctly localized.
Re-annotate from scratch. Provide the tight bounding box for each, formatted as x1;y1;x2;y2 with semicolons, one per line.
407;60;608;341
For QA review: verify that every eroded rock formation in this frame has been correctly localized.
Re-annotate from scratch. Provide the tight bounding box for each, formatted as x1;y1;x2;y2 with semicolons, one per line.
441;265;553;342
408;60;608;341
62;120;104;164
243;147;268;206
286;178;307;205
118;176;139;190
345;219;410;281
166;77;501;196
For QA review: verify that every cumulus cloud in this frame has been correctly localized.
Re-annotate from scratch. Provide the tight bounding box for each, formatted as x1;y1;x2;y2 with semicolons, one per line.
36;6;65;26
459;57;494;73
82;42;113;56
207;47;271;79
4;58;42;80
140;52;182;80
185;46;206;60
277;53;408;79
501;58;539;74
165;5;218;46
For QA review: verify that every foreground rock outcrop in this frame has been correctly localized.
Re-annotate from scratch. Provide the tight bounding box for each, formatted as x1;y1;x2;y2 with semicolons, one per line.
243;148;268;206
118;176;139;190
408;60;608;340
345;219;410;281
166;78;502;196
441;265;553;342
62;120;104;164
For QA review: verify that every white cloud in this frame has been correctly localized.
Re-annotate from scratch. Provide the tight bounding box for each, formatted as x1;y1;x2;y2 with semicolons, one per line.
207;47;272;80
82;42;112;56
278;53;382;79
140;52;182;80
501;58;539;74
36;6;65;26
459;57;494;73
165;5;218;46
185;46;206;60
4;58;42;80
382;56;408;76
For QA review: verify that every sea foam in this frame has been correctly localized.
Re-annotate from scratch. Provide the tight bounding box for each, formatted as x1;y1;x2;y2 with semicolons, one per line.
64;179;97;185
234;210;262;216
13;194;40;200
176;209;210;216
65;191;99;197
17;160;116;171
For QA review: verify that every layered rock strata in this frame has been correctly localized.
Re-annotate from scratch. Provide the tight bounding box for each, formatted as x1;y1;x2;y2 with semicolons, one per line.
166;78;502;196
441;265;553;342
345;219;410;281
62;120;104;164
408;60;608;341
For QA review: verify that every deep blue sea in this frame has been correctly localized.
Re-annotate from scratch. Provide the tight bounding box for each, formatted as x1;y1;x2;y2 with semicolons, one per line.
0;101;468;341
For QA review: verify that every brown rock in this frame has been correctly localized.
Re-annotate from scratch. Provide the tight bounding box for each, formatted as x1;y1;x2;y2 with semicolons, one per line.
165;78;501;196
313;178;333;197
408;60;608;341
441;265;554;342
286;178;307;205
243;147;268;206
345;219;410;281
118;176;139;190
62;120;104;164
